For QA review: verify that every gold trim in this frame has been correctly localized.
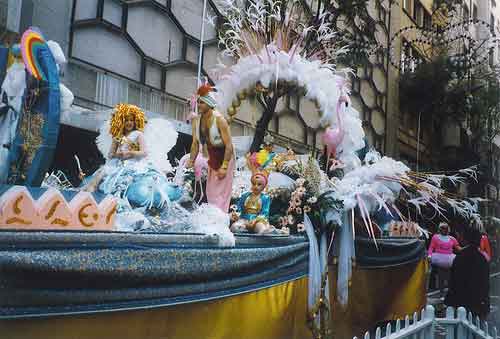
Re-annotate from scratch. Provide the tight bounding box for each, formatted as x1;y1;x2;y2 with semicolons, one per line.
78;203;95;227
106;205;117;224
51;218;69;226
13;196;23;215
6;217;31;225
45;201;60;220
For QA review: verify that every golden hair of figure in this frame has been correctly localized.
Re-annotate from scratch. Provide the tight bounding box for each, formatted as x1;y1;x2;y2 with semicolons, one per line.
109;103;146;138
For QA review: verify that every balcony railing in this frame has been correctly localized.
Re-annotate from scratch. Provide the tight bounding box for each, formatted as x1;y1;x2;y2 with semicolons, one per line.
65;61;189;122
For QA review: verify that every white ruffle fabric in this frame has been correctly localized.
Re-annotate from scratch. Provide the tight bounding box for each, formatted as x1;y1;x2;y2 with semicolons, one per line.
430;252;455;269
304;213;330;327
335;211;355;306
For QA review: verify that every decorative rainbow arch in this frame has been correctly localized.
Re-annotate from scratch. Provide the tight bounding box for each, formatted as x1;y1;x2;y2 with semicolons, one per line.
21;27;47;81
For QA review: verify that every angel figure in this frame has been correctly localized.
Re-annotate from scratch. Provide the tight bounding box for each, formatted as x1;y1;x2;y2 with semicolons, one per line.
81;103;182;229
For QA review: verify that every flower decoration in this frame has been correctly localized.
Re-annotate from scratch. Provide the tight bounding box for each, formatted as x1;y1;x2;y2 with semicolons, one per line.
279;177;313;233
265;154;344;235
297;223;306;233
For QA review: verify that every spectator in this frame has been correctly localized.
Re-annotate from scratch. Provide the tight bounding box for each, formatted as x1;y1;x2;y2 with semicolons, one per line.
445;226;490;319
428;223;461;295
428;223;461;269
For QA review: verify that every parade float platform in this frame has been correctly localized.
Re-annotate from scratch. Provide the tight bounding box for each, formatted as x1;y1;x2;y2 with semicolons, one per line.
0;229;426;339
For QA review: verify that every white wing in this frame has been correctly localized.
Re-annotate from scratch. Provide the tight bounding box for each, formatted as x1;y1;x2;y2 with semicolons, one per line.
144;118;178;173
96;119;112;160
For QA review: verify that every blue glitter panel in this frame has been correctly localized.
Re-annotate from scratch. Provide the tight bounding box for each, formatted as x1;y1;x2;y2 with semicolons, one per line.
0;231;309;318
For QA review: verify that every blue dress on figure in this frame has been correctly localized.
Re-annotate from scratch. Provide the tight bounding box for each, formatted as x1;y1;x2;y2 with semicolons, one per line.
236;191;271;223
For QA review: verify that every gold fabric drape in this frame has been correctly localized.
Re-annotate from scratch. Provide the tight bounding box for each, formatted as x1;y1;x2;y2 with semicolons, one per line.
329;259;428;338
0;278;310;339
0;260;427;339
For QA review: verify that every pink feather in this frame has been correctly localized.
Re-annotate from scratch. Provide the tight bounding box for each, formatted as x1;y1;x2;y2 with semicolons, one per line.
178;153;208;204
179;153;208;180
322;95;347;167
185;95;198;122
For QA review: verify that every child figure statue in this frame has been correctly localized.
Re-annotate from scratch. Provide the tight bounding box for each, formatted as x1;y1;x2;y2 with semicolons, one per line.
230;171;272;234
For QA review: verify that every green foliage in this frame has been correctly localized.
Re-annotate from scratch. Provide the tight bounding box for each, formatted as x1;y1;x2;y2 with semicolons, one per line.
309;192;344;237
182;167;196;199
467;77;500;145
268;188;292;227
399;56;468;122
399;46;500;188
433;0;463;11
326;0;378;67
400;52;500;143
268;184;343;236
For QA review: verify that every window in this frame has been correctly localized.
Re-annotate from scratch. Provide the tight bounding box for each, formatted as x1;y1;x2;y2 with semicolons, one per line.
423;10;432;29
400;40;410;73
403;0;412;14
463;5;470;20
491;13;495;34
401;40;424;73
473;4;478;20
412;0;431;28
414;1;424;26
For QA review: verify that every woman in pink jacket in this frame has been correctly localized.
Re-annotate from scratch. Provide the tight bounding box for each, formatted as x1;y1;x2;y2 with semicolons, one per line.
428;223;461;269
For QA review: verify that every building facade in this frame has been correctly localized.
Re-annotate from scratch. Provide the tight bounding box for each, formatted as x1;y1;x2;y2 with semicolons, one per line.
5;0;496;165
0;0;332;152
0;0;417;156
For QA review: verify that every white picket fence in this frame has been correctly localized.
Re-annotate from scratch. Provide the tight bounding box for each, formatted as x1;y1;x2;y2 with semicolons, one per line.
354;305;498;339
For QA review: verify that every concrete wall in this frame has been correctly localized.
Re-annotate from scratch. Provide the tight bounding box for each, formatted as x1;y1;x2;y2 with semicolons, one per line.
1;0;34;35
171;0;217;40
31;0;73;55
127;6;183;63
73;27;142;81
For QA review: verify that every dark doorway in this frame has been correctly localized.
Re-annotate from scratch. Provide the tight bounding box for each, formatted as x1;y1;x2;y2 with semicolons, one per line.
49;124;192;186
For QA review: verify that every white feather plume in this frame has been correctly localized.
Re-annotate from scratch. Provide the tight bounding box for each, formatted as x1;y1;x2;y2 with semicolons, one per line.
96;119;113;160
144;118;178;173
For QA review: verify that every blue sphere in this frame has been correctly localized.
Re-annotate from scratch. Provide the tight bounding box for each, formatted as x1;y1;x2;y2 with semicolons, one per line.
126;176;183;209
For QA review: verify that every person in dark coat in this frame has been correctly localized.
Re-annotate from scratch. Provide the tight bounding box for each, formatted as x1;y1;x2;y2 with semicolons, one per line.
445;225;490;319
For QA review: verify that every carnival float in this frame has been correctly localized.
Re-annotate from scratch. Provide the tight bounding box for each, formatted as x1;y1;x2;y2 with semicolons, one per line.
0;2;484;338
